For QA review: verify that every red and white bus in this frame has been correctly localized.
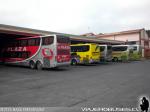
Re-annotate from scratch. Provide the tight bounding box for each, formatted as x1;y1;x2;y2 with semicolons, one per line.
0;34;71;69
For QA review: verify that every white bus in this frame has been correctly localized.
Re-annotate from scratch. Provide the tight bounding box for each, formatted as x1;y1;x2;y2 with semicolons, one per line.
99;45;112;61
0;34;71;70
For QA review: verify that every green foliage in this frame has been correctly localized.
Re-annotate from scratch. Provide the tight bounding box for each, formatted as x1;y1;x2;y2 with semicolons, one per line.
121;55;128;62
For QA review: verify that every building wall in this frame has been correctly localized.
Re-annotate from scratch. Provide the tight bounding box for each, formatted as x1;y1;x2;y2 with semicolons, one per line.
115;33;139;41
99;35;115;40
141;30;150;58
99;33;139;42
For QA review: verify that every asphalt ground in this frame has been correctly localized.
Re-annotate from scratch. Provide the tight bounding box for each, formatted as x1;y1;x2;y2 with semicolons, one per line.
0;61;150;111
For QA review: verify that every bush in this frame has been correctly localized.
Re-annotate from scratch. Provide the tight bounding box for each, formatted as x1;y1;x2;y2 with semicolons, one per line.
121;55;128;62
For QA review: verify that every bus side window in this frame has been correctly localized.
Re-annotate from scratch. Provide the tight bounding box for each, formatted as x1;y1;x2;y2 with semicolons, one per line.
42;37;54;45
35;38;40;46
18;52;22;58
13;41;18;47
10;52;17;58
22;52;30;58
28;39;36;46
21;40;28;46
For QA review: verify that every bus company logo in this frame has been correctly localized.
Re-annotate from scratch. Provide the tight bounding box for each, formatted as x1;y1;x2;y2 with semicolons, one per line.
57;44;70;50
7;47;27;52
42;48;54;60
81;96;150;112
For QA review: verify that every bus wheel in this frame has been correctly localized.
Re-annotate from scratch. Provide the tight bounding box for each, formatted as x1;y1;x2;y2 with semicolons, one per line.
29;61;36;69
113;57;118;62
71;59;77;65
36;61;43;70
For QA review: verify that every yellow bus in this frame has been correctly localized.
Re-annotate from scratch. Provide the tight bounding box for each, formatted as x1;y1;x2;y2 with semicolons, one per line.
112;45;133;62
71;43;100;65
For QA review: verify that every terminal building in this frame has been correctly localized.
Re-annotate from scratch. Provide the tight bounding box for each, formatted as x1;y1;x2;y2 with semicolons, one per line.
0;24;150;58
0;24;124;47
95;29;150;58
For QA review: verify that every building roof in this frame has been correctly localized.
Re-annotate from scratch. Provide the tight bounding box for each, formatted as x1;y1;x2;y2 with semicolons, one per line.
0;24;124;44
80;33;96;36
96;28;144;37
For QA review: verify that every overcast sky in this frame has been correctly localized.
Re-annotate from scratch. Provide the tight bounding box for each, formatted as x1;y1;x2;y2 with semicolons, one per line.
0;0;150;35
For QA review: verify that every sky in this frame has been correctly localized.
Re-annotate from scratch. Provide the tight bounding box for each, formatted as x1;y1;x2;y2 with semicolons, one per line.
0;0;150;35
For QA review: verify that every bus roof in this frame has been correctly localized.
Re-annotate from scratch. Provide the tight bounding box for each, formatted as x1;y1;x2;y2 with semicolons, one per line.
99;44;112;46
131;44;140;47
71;43;98;46
112;45;132;47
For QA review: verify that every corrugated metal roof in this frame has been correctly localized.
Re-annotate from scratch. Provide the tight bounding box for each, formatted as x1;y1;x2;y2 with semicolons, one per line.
0;24;124;44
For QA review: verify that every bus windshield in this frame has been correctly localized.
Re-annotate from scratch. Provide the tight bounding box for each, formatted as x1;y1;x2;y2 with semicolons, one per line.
71;45;90;52
112;46;128;51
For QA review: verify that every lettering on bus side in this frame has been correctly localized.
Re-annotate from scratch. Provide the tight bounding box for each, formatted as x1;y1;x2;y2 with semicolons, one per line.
57;44;70;50
7;47;27;52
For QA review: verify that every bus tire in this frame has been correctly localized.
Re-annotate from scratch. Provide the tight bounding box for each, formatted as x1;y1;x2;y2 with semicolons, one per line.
71;59;77;65
29;61;36;69
36;61;43;70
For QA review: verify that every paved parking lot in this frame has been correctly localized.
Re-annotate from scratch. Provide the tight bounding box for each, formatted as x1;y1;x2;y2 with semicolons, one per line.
0;61;150;110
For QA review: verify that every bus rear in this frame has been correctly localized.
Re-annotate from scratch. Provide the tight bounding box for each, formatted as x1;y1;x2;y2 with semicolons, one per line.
56;35;71;66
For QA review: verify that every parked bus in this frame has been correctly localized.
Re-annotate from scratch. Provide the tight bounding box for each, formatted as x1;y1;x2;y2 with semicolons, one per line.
71;43;100;65
99;45;112;61
112;45;133;61
131;45;142;60
0;35;71;69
